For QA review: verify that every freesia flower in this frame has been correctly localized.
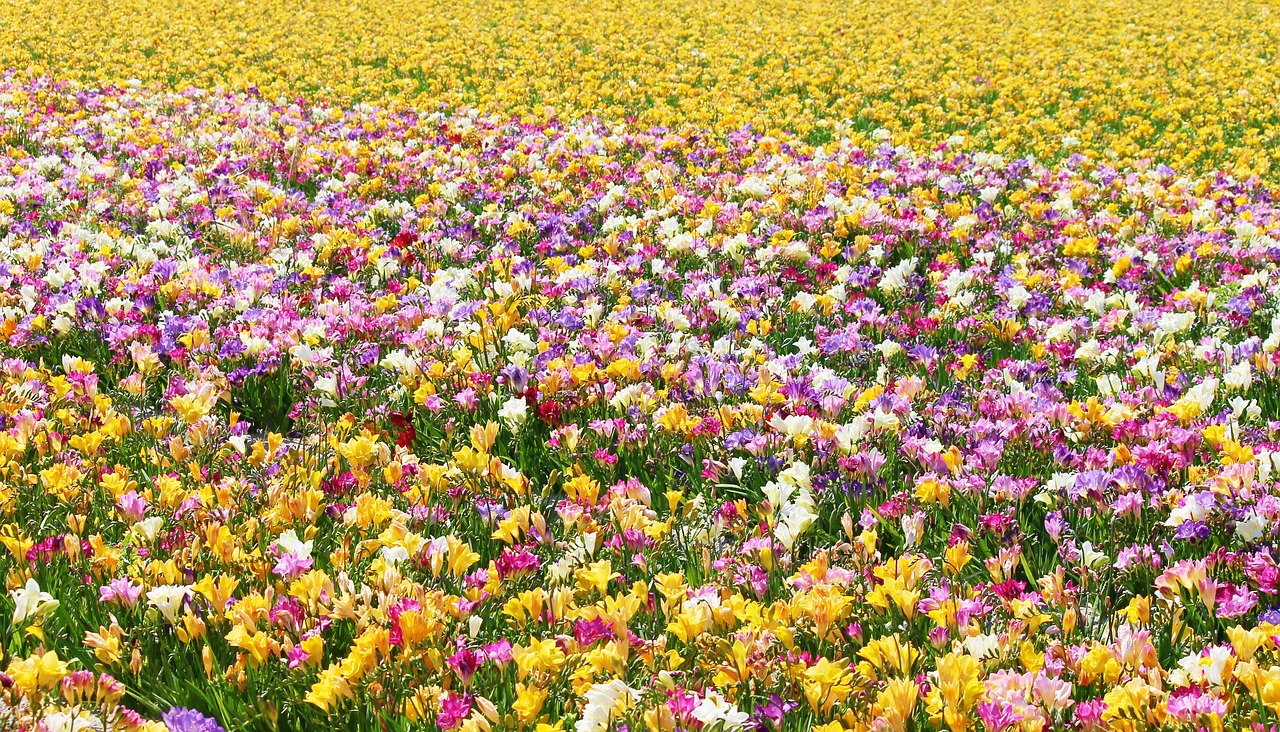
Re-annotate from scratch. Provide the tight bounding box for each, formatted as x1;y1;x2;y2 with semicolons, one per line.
11;579;57;626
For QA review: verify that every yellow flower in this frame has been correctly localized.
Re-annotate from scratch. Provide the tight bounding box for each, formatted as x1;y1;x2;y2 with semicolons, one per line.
874;678;919;732
925;652;984;732
857;635;920;680
226;624;275;667
802;657;854;715
914;477;951;507
576;559;618;597
169;382;219;423
513;638;566;680
338;435;381;469
513;683;549;722
943;542;970;576
1101;679;1165;731
564;475;602;505
84;627;123;666
306;666;354;711
7;651;68;692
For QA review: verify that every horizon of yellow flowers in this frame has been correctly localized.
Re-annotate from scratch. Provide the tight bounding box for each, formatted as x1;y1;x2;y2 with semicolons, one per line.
4;0;1280;176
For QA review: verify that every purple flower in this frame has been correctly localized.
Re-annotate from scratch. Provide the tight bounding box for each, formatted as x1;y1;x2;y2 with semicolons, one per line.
752;694;797;731
495;548;541;579
448;646;481;684
162;707;225;732
1174;521;1211;542
286;644;312;669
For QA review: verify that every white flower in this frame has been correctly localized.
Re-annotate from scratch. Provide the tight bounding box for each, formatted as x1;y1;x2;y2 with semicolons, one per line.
691;690;749;731
134;516;165;542
902;511;925;548
1095;373;1122;397
878;257;917;294
1224;361;1253;391
1237;511;1270;542
1165;491;1215;527
871;408;900;432
379;349;420;378
779;462;811;489
11;578;57;626
276;529;314;560
502;328;536;351
1081;541;1109;569
40;711;103;732
498;396;528;427
146;584;190;624
835;418;870;452
768;413;813;441
1074;339;1101;361
735;176;771;199
964;633;1000;659
762;480;793;509
1005;285;1031;310
1264;316;1280;352
315;375;338;397
380;545;409;564
765;462;817;550
574;680;638;732
775;500;817;550
1231;396;1262;423
1176;645;1235;687
1045;321;1075;342
289;343;316;363
875;340;903;359
1156;311;1195;338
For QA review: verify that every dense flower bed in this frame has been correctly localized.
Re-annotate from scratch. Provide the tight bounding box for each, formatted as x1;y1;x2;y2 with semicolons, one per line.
3;0;1280;174
1;76;1280;731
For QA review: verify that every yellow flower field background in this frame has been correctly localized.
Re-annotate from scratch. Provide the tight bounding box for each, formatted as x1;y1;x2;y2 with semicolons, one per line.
6;0;1280;173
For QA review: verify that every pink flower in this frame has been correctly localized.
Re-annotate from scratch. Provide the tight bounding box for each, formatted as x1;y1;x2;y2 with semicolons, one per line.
99;578;142;607
1166;687;1227;722
1215;583;1259;619
272;553;313;580
1074;699;1107;732
117;490;147;522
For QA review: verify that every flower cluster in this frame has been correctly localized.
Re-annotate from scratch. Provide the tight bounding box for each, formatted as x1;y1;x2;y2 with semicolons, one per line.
2;0;1280;173
0;76;1279;732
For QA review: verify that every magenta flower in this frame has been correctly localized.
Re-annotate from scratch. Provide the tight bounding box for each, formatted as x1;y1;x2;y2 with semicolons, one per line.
437;692;471;730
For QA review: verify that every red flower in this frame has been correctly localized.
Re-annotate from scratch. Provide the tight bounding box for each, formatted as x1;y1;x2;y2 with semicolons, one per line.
390;230;417;250
537;400;563;427
389;411;416;448
391;231;418;266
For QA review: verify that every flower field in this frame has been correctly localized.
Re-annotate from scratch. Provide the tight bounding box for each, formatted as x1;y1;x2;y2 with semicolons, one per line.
5;0;1280;174
1;0;1280;731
